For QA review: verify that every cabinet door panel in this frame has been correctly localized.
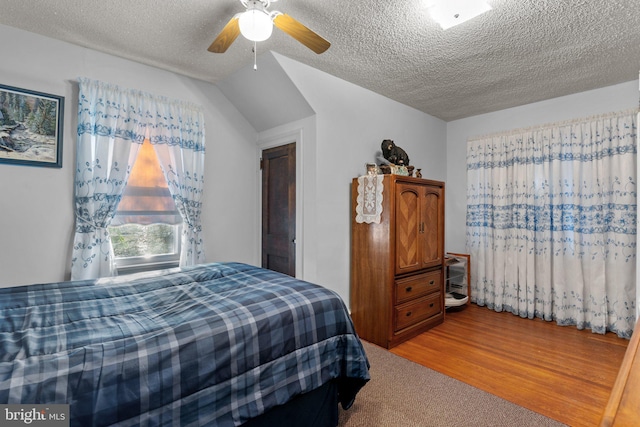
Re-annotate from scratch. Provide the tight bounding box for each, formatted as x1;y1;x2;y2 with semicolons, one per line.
395;184;420;274
421;188;443;269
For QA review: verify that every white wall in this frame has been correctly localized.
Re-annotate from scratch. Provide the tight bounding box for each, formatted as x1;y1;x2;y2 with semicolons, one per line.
218;51;315;132
445;80;639;253
0;22;447;306
3;22;635;311
273;53;447;304
0;24;259;286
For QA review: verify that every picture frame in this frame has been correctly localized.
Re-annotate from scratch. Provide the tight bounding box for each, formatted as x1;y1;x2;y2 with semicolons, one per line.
0;84;64;168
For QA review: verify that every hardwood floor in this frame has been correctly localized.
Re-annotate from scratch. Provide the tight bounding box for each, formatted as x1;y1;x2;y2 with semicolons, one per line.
390;304;629;427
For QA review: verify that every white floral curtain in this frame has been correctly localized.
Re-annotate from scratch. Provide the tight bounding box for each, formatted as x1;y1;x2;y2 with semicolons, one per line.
466;110;637;338
71;78;206;280
151;103;206;266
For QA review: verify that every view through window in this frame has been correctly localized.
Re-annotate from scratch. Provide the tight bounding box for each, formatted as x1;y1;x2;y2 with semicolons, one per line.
108;139;182;271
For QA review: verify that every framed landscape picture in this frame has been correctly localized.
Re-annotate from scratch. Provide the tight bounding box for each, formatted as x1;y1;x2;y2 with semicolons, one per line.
0;84;64;168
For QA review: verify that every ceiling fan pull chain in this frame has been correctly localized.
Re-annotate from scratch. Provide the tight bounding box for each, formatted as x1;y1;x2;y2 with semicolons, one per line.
253;41;258;70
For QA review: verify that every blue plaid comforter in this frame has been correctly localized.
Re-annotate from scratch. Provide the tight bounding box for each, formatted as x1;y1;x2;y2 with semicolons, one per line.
0;262;370;426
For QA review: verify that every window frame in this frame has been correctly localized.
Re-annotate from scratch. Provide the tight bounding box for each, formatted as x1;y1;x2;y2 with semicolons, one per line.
108;137;184;275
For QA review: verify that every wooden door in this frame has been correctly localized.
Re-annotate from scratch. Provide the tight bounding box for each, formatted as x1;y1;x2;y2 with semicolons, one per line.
420;186;443;269
395;182;421;274
261;143;296;276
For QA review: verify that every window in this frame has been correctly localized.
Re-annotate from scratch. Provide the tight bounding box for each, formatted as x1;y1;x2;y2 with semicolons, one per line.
108;139;182;273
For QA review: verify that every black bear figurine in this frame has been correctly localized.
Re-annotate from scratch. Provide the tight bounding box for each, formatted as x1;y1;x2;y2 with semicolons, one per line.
381;139;410;166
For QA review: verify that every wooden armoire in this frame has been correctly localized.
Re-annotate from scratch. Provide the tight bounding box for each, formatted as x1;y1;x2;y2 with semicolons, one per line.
350;175;445;348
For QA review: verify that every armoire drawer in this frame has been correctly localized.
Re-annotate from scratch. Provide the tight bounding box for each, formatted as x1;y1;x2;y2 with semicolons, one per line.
394;292;442;332
395;270;442;305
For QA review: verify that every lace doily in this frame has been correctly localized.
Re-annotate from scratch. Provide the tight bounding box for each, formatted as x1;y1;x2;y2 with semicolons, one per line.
355;175;384;224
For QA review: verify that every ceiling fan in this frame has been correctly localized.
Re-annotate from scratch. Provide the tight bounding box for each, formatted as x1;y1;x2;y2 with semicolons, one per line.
208;0;331;54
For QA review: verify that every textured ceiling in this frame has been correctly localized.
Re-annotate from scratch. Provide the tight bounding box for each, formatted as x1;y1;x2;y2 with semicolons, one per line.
0;0;638;121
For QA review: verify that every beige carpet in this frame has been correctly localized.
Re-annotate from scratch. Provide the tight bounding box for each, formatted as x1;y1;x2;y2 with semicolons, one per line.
339;341;567;427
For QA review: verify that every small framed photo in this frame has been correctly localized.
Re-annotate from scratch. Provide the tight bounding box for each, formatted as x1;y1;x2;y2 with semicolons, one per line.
0;84;64;168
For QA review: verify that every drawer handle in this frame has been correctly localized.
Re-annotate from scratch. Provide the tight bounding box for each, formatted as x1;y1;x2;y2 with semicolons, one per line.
406;286;413;292
406;311;412;317
429;303;434;308
429;280;435;285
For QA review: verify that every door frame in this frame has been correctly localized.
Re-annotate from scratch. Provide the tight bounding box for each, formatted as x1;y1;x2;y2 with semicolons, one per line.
257;127;304;279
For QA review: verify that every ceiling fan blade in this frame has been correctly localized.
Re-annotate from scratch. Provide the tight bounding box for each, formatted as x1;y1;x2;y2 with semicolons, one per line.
273;13;330;54
208;16;241;53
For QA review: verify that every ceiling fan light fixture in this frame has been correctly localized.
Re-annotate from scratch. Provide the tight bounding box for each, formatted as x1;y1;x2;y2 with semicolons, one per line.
427;0;492;30
238;8;273;42
208;0;330;54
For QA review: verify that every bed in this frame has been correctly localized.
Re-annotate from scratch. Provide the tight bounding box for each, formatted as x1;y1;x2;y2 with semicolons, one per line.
0;262;370;426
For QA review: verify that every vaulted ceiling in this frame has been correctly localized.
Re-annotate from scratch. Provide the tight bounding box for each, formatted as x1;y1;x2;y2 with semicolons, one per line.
1;0;638;121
